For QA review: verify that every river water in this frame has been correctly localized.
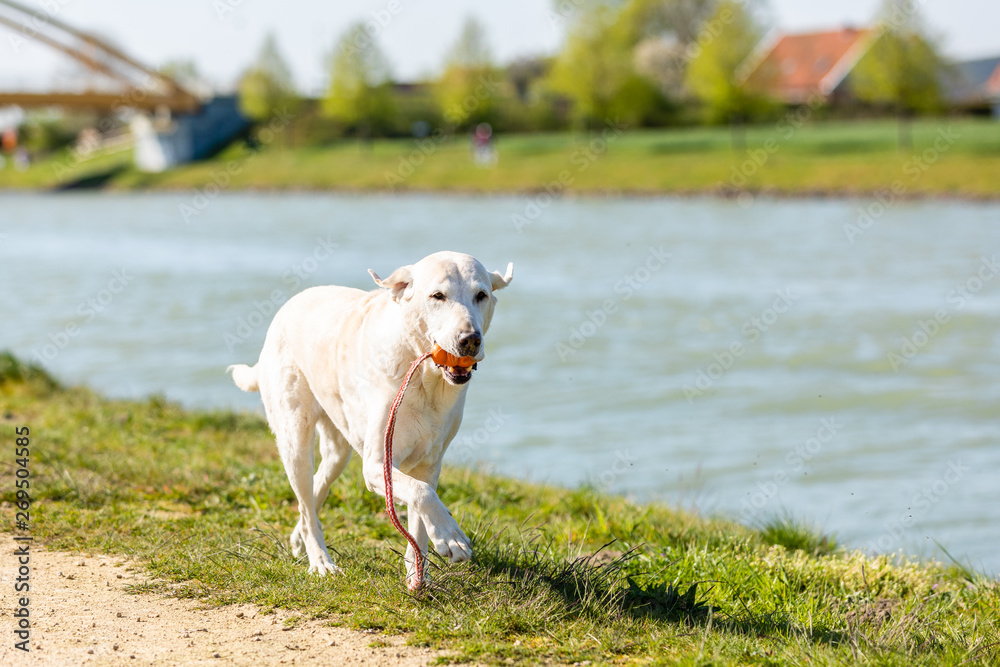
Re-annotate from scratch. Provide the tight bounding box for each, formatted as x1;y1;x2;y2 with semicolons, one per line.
2;192;998;573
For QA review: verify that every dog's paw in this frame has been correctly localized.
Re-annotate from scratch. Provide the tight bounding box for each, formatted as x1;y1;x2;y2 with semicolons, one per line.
406;574;425;592
428;521;472;563
308;560;343;577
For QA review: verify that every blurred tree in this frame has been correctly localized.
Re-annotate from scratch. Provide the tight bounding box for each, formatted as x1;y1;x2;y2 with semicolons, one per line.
322;22;396;140
19;117;77;153
160;59;201;85
684;0;773;128
620;0;717;46
851;0;943;148
608;73;677;127
623;0;719;99
434;17;499;128
506;57;549;105
547;1;691;128
545;5;636;128
238;33;301;121
500;57;569;132
445;15;492;69
161;59;214;103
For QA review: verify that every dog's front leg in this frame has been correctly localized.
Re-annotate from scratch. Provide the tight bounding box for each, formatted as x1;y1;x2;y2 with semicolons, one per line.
361;455;472;567
404;511;430;586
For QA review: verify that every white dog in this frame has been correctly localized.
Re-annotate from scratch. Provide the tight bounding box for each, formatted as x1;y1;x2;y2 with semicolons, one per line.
229;251;513;587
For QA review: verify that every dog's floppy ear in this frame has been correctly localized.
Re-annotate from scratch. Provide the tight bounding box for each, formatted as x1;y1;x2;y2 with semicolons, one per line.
490;262;514;292
369;265;413;302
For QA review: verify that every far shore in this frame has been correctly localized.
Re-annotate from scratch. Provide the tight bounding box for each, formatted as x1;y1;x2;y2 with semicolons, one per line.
3;182;1000;203
2;118;1000;200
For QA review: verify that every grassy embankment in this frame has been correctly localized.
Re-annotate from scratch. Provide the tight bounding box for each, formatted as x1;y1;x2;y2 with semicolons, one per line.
2;118;1000;198
1;352;998;665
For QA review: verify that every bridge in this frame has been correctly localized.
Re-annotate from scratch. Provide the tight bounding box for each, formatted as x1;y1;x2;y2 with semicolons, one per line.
0;0;248;171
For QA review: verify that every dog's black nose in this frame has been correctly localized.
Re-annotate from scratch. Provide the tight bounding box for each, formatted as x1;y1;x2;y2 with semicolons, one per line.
458;332;482;357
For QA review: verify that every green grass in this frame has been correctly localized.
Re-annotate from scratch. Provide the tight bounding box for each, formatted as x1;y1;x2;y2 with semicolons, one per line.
3;118;1000;197
2;353;998;665
755;511;837;557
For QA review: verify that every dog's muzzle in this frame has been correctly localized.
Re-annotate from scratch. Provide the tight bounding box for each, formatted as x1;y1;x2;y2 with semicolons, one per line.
431;342;478;385
439;361;478;385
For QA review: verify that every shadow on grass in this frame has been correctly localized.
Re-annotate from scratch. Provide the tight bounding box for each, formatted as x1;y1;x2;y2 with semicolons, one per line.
644;137;722;154
110;512;855;657
451;527;853;648
787;138;897;154
52;164;128;191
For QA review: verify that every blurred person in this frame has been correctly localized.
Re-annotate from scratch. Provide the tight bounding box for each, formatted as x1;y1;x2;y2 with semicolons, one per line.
472;122;496;166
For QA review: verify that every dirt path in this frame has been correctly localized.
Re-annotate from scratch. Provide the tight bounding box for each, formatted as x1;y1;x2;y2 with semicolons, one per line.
1;545;449;666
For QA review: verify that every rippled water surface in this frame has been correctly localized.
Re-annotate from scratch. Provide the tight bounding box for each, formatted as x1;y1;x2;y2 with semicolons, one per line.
2;192;998;572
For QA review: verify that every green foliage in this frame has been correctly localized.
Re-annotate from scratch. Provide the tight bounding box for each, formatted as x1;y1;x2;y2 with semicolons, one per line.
238;33;301;121
609;74;678;127
441;14;493;71
18;117;77;153
0;350;59;393
159;59;207;97
685;1;775;124
434;17;499;129
624;578;714;622
546;0;772;126
500;57;569;131
619;0;717;46
850;2;944;115
160;59;201;81
544;5;638;128
321;23;396;138
757;511;837;556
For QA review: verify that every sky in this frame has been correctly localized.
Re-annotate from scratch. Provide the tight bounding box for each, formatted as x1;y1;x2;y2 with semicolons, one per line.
1;0;998;94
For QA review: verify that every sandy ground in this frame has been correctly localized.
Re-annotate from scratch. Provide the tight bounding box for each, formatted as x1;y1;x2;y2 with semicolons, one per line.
1;544;448;666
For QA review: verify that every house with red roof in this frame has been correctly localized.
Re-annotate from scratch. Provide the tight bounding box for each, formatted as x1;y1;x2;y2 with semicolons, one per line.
738;27;880;105
738;25;1000;117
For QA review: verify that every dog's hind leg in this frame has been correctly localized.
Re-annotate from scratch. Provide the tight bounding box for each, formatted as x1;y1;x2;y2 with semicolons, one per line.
290;416;352;559
264;367;340;576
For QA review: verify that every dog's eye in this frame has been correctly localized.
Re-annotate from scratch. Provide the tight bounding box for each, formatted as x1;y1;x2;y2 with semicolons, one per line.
430;292;446;301
475;291;488;302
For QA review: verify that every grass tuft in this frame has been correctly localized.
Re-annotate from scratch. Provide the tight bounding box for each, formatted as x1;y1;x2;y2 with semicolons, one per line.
623;577;715;623
0;350;60;393
756;511;837;556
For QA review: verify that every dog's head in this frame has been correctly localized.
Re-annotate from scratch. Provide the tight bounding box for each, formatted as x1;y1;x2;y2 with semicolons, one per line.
369;251;513;385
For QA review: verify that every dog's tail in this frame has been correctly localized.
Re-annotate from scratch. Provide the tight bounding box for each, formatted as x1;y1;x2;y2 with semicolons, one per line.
228;363;259;393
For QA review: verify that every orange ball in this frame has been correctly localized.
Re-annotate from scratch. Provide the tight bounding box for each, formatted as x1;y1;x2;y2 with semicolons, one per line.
431;344;476;368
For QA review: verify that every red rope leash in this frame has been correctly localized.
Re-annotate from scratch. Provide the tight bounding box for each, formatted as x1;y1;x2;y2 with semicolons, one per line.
383;351;433;591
